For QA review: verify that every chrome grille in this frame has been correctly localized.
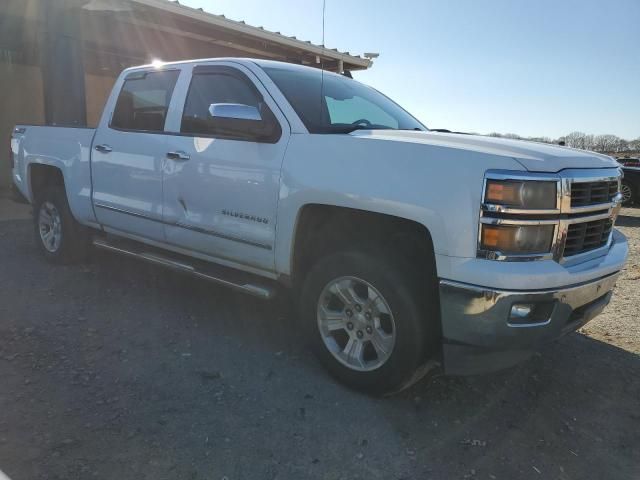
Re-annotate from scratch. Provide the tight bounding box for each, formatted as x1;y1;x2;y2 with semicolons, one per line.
570;181;618;208
563;218;613;257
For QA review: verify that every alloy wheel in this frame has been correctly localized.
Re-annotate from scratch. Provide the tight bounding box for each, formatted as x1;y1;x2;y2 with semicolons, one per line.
38;201;63;253
621;183;633;204
317;276;396;372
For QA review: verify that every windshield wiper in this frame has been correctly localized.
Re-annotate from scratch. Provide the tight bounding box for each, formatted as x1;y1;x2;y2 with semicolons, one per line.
323;125;395;134
429;128;469;135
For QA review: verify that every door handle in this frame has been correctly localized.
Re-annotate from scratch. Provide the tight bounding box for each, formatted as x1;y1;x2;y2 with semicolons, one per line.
95;144;113;153
166;151;190;161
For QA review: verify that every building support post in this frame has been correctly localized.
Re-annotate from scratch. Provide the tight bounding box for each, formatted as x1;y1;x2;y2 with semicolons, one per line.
38;0;87;126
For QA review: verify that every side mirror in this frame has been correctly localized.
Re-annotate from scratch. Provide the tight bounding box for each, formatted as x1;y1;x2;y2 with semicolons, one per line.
208;103;262;121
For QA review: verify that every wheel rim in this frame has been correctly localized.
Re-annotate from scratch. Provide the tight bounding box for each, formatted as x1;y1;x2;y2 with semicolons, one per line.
38;201;63;253
317;276;396;372
621;184;633;204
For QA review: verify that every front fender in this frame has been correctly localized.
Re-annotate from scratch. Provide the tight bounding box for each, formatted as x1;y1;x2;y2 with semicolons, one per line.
274;134;525;276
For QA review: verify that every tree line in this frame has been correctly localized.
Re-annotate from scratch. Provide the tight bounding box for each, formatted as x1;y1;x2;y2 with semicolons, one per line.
486;131;640;154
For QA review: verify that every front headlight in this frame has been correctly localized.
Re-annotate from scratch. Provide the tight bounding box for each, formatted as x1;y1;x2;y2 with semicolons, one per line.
480;224;554;255
485;179;557;210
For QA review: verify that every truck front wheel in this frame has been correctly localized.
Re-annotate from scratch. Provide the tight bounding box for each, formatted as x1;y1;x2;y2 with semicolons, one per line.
300;251;438;395
33;187;89;264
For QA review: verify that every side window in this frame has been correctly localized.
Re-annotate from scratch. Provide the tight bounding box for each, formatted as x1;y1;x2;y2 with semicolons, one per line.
181;71;281;142
111;70;179;132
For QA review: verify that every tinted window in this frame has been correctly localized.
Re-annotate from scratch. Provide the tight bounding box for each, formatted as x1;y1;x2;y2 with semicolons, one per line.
181;72;280;142
111;70;179;132
263;65;425;134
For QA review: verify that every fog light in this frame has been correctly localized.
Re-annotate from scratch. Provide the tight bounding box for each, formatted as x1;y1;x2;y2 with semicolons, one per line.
510;304;533;319
508;301;556;326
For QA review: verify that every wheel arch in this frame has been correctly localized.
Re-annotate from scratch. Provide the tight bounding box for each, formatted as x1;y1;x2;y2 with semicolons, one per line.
26;161;91;224
288;203;438;288
28;163;66;202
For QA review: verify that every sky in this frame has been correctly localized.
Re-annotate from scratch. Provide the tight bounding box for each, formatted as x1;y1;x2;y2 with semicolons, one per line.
181;0;639;140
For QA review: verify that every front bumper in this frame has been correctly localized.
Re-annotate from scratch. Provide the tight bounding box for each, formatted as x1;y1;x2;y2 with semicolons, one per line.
439;271;620;375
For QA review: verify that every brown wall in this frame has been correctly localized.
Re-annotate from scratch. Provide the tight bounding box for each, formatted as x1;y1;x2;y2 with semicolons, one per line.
85;73;117;128
0;62;45;188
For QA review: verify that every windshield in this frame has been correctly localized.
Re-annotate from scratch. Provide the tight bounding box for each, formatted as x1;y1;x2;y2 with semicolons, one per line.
263;65;426;133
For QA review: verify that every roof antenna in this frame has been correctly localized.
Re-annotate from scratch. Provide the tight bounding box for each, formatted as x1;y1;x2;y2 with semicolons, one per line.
319;0;326;126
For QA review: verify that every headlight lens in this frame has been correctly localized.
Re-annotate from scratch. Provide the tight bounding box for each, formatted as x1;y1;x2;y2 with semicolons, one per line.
485;180;557;209
480;224;554;254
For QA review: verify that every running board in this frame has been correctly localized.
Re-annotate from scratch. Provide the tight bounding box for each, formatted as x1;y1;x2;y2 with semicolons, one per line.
92;238;277;299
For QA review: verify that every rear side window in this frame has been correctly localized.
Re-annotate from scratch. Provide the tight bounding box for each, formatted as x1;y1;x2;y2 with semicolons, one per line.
111;70;179;132
181;71;280;142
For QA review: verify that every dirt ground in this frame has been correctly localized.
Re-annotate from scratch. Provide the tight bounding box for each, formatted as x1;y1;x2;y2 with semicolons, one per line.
0;195;638;480
581;209;640;354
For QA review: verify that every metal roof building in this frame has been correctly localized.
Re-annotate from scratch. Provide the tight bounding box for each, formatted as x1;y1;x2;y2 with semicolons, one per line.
0;0;373;187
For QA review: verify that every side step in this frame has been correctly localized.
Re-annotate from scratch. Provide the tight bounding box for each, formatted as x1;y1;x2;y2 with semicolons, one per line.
92;238;278;299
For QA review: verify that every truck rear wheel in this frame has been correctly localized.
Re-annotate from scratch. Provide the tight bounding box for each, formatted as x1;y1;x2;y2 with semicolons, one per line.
33;187;89;264
300;251;438;395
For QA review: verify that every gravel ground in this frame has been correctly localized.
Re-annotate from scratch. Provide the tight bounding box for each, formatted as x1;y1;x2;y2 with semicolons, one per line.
581;208;640;353
0;196;638;480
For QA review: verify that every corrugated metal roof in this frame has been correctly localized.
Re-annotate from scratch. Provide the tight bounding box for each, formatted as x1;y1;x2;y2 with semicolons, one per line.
129;0;372;69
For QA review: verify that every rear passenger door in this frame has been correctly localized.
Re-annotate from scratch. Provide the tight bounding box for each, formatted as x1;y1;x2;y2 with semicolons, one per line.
92;69;179;241
162;63;289;272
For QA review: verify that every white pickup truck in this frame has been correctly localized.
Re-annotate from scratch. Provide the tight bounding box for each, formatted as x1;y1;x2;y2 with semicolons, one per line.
11;58;628;394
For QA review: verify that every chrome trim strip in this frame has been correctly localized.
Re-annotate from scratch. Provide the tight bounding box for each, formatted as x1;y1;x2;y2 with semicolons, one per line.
482;204;561;215
483;170;562;181
439;270;620;296
94;202;164;223
476;251;555;262
173;221;273;250
567;203;615;214
94;203;273;250
564;211;613;224
507;318;551;328
568;173;620;182
480;217;559;226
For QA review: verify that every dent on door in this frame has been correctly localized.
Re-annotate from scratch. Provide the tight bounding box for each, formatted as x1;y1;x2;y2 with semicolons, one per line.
162;135;283;270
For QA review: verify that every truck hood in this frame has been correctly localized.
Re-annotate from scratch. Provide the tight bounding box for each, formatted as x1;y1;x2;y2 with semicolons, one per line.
350;130;618;173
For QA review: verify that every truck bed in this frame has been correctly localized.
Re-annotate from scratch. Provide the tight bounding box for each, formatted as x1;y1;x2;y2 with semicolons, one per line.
11;125;97;224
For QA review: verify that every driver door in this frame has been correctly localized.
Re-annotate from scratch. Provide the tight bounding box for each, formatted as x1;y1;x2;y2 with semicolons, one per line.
162;63;289;272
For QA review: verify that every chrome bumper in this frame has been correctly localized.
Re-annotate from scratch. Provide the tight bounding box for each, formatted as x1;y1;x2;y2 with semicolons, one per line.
439;272;620;375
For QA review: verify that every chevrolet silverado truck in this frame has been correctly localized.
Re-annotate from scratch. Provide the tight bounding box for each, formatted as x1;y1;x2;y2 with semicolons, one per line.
10;58;628;394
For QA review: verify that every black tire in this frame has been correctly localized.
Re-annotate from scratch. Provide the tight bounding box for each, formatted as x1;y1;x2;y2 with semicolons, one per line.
33;186;90;264
300;250;439;395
